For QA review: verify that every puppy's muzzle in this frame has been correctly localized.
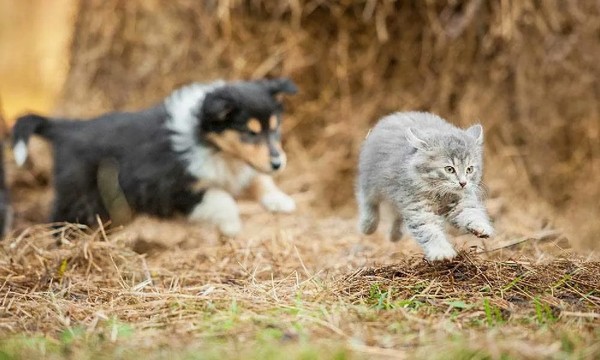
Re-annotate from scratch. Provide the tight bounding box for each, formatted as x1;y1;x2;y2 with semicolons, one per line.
267;141;286;173
270;156;282;171
269;151;287;172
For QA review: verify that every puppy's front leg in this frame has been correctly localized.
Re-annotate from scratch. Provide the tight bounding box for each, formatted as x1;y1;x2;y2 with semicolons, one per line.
250;174;296;213
188;188;241;237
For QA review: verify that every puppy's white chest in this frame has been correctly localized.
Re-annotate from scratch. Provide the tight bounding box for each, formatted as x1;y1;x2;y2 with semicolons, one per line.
193;152;256;195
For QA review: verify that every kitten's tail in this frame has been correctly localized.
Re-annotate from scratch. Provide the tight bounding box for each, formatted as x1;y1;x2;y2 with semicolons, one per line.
11;113;52;167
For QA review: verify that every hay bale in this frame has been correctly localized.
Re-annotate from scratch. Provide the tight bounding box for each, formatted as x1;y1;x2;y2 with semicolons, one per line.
52;0;599;246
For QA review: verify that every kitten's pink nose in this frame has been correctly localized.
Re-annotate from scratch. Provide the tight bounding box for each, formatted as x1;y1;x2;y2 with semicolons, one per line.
459;181;467;188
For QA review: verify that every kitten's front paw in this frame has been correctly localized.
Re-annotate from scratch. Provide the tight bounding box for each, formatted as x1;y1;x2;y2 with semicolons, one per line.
424;242;458;261
467;222;494;238
261;191;296;213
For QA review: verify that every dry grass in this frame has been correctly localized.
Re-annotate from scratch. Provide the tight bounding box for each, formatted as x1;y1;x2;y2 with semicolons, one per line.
1;200;598;359
2;1;600;358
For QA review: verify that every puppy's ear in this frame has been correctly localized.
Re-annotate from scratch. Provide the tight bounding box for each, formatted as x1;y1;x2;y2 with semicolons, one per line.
202;91;237;121
406;128;429;150
261;78;298;96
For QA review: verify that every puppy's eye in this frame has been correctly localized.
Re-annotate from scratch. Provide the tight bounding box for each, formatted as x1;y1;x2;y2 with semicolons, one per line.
466;166;474;174
246;119;262;136
445;166;455;173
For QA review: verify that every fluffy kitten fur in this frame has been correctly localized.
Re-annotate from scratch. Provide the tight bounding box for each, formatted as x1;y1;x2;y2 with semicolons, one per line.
356;111;494;261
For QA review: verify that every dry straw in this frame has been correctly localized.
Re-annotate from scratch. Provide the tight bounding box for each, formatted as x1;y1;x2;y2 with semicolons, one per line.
35;0;595;247
0;216;598;356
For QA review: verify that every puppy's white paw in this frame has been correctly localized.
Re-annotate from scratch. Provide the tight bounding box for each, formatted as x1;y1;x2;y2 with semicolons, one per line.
467;221;494;238
218;218;242;238
261;191;296;213
424;242;458;261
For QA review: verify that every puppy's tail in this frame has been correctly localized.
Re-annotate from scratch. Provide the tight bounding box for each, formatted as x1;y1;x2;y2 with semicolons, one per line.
11;113;52;167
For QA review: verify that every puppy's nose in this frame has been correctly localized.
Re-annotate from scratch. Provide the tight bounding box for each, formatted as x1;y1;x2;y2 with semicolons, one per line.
271;159;282;170
459;181;467;188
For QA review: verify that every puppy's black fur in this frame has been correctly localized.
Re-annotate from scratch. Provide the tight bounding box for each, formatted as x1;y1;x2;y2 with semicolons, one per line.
12;78;297;226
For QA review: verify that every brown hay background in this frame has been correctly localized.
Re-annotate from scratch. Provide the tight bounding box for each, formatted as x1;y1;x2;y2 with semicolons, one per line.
10;0;599;248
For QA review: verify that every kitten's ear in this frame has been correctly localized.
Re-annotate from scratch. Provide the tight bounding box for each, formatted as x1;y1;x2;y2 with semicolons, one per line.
406;128;428;150
466;124;484;145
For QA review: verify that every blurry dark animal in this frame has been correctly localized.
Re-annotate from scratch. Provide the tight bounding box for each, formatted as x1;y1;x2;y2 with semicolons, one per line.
0;102;12;237
12;78;298;236
0;144;11;237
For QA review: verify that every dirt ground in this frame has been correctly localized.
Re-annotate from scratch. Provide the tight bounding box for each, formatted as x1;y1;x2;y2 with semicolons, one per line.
1;166;598;359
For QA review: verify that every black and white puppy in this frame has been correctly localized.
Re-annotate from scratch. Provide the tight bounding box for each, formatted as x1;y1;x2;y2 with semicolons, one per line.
12;78;298;236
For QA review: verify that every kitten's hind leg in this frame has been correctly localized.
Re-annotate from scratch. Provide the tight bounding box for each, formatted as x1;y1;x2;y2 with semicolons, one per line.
357;190;380;235
390;215;404;242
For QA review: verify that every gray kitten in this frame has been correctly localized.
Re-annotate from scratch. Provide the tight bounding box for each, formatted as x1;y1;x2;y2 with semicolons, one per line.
356;111;494;261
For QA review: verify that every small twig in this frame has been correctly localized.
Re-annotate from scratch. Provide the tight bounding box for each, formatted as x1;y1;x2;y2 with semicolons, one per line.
560;311;600;319
478;230;562;253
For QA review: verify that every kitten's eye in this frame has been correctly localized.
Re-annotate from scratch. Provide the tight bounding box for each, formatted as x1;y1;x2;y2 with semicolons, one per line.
466;166;474;174
444;166;455;173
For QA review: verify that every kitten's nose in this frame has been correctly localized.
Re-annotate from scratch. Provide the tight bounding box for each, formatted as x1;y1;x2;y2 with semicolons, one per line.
459;181;467;188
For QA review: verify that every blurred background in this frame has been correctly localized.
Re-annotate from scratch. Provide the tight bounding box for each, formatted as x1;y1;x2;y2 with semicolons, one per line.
1;0;598;248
